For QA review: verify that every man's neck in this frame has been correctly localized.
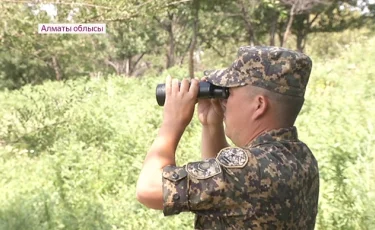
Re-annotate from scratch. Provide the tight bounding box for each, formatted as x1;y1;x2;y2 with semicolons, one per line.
241;125;268;147
241;122;293;147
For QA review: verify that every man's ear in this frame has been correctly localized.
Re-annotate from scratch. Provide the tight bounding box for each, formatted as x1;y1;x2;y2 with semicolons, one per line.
251;95;268;120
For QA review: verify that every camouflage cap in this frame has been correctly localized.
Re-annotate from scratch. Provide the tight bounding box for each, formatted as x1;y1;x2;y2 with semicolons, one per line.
204;46;312;97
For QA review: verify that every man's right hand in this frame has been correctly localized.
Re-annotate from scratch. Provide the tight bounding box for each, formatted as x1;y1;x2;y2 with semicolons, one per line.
197;77;229;159
197;77;224;127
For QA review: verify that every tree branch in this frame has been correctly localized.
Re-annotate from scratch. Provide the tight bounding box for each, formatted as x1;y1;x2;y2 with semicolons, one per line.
166;0;192;7
282;3;296;46
105;59;119;74
308;12;322;27
130;53;145;76
198;34;226;57
238;0;256;46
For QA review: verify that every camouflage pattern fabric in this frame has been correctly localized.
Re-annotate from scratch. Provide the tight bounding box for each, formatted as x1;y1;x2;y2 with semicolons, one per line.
204;46;312;98
162;126;319;230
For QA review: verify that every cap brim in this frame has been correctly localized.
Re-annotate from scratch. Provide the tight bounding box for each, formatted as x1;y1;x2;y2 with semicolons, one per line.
203;69;245;88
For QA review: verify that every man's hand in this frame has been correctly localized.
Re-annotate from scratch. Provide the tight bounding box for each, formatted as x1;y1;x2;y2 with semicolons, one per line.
197;77;225;126
136;76;199;210
197;77;229;159
163;76;199;131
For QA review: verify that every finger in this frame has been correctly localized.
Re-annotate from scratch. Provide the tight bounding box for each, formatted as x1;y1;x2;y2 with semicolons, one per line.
189;78;199;96
200;76;208;81
194;77;201;86
172;78;179;95
165;75;172;96
180;79;189;93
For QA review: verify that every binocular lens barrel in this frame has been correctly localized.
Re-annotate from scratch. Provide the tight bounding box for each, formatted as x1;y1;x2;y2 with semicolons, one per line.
156;82;229;106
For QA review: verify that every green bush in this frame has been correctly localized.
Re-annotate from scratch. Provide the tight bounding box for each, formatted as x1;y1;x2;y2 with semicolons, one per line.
0;36;374;230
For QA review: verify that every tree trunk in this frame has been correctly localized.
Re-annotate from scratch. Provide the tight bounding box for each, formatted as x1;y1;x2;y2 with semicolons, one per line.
105;59;119;75
239;0;256;46
281;3;296;47
278;31;283;47
269;11;279;46
129;53;145;77
52;56;61;81
125;58;130;76
296;31;305;52
166;12;176;69
180;39;191;66
189;0;199;79
296;16;306;52
295;13;310;52
166;25;175;68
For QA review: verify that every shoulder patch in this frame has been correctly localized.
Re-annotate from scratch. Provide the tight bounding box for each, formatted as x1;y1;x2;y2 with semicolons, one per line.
186;158;221;179
217;147;249;168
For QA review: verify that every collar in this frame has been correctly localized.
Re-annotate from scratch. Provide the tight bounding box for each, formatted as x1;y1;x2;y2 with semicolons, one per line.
245;126;299;148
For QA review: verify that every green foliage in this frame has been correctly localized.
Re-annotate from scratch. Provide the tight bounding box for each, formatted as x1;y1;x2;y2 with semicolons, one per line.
0;3;111;89
2;0;374;89
305;28;374;59
0;32;375;230
297;36;375;229
0;69;197;230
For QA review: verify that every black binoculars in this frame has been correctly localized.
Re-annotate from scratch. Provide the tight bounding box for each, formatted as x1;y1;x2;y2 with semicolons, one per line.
155;81;229;106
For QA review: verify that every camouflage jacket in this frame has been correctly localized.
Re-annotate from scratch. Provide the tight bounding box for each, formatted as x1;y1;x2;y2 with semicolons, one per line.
162;126;319;230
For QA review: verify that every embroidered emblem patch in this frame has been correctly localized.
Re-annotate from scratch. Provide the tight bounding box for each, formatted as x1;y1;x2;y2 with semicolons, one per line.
186;158;221;179
217;147;249;168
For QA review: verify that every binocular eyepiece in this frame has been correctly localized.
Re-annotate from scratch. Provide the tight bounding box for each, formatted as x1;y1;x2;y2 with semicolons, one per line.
155;81;229;106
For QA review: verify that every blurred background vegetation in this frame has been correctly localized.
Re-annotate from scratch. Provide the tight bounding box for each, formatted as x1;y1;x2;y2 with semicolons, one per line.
0;0;374;229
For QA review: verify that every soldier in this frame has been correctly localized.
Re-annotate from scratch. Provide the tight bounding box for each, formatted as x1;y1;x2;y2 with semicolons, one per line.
136;46;319;230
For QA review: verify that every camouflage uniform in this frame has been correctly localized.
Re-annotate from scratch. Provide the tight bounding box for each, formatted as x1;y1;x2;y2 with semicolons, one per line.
162;46;319;229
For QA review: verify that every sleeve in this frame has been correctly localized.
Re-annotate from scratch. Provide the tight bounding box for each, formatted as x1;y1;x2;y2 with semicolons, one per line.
162;147;259;216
